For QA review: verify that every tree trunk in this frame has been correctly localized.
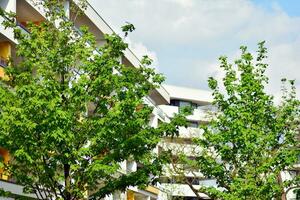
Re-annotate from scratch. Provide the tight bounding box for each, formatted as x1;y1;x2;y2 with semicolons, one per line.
277;173;287;200
64;164;71;200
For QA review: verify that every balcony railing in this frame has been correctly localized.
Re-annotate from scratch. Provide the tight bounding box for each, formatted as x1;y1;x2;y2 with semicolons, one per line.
0;178;38;198
16;21;30;34
0;56;8;68
144;96;166;120
1;9;30;34
159;104;212;122
72;25;102;55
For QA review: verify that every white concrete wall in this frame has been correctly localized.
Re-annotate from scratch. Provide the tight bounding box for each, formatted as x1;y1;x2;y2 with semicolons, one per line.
163;85;212;105
0;0;16;13
0;180;37;199
25;0;47;18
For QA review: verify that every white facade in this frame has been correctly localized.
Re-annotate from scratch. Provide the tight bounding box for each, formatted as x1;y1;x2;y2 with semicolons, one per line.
158;85;214;200
1;1;298;200
159;85;299;200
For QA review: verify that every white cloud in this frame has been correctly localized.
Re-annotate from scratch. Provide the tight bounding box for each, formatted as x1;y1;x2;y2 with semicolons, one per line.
125;38;160;71
166;0;195;8
89;0;300;98
266;36;300;99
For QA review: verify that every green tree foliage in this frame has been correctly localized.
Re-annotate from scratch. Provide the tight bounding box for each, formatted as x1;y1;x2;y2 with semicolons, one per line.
0;1;185;199
187;42;300;199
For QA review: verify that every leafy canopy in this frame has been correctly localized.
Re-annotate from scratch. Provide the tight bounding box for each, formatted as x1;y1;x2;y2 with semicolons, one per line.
0;1;185;200
187;42;299;200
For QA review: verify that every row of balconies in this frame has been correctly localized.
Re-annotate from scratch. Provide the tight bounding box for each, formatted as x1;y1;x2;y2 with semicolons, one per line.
0;4;167;199
1;0;170;104
1;1;297;199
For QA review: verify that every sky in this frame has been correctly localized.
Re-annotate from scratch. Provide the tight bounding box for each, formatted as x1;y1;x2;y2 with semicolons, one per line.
89;0;300;99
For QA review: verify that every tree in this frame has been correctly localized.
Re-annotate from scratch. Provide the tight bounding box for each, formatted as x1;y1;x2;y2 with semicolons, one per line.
0;1;185;199
179;42;300;199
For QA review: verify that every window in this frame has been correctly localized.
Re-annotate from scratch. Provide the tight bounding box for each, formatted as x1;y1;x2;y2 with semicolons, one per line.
171;100;198;108
191;103;198;109
179;101;191;108
170;99;180;107
170;100;200;114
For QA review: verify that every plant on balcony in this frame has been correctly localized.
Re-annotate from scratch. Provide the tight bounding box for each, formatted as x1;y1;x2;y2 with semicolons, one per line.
0;1;186;200
176;42;300;200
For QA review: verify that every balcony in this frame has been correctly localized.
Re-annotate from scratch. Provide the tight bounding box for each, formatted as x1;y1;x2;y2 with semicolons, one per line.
159;142;202;157
160;183;210;198
158;104;212;122
144;96;167;121
17;0;45;24
0;179;38;199
170;126;203;138
0;0;36;42
149;86;170;106
0;56;8;68
16;21;30;34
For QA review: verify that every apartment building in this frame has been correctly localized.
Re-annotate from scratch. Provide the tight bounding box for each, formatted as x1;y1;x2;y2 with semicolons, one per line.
157;85;214;200
1;1;298;200
0;0;169;199
0;4;217;198
157;85;299;200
